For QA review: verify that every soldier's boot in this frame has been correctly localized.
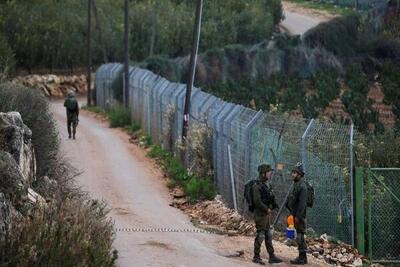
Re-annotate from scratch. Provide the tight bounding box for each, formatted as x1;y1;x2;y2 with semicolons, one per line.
268;253;283;264
253;233;265;265
290;252;307;265
252;257;265;265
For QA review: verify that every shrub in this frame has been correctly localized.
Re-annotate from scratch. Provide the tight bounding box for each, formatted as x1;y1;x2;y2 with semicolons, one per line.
0;83;59;178
0;82;117;265
148;145;216;201
0;34;15;81
108;105;131;128
0;198;117;267
83;105;106;115
303;15;361;58
184;177;217;202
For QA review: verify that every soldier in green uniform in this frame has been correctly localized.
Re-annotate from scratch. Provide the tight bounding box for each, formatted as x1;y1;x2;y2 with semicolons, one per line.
63;91;79;139
252;164;282;265
286;162;308;265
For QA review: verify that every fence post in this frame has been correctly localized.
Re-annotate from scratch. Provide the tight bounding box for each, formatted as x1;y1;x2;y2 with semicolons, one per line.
350;123;355;246
355;168;365;254
367;169;372;260
301;119;314;172
228;145;238;211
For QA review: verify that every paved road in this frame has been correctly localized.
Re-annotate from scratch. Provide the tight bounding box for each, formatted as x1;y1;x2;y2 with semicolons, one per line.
281;10;322;35
51;101;253;267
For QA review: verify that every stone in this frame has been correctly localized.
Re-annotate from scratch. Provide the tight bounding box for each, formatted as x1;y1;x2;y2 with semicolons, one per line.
341;248;347;254
171;188;185;198
353;258;363;266
0;112;36;182
312;252;320;257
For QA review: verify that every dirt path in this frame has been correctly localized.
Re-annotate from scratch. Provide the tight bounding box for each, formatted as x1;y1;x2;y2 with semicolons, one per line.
281;1;335;35
51;100;328;267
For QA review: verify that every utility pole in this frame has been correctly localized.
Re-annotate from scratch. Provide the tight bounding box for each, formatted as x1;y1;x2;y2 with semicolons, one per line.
87;0;92;106
124;0;129;107
182;0;203;140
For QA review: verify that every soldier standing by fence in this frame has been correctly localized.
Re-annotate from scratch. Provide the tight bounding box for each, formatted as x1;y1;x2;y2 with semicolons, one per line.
286;162;309;265
250;164;282;265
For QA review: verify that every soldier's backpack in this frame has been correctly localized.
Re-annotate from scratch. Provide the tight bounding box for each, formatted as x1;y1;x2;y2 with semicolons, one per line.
244;179;257;212
305;181;314;208
66;98;78;111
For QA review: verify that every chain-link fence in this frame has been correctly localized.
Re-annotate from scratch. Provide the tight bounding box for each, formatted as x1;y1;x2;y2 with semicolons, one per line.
95;63;354;245
367;168;400;263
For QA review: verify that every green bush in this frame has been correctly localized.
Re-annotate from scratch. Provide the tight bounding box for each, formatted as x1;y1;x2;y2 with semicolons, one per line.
0;198;117;267
0;83;59;178
124;123;141;134
184;177;217;202
0;34;15;80
148;145;216;201
0;82;117;265
0;0;281;70
108;105;131;128
83;105;106;115
303;15;361;58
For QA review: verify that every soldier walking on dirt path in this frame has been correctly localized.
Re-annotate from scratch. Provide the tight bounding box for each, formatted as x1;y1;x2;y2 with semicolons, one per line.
64;91;79;140
252;164;283;265
286;162;308;265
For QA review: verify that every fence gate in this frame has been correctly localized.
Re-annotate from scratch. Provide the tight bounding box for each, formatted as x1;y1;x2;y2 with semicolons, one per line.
367;168;400;263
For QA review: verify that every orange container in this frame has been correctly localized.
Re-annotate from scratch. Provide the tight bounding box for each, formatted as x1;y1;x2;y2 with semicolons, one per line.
287;215;294;227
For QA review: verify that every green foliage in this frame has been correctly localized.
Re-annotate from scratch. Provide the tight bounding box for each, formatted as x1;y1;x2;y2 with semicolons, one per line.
142;135;153;148
0;0;281;70
108;105;131;128
381;60;400;122
0;199;118;267
184;177;217;202
0;33;15;80
0;83;117;266
341;64;380;131
148;145;216;202
304;15;361;57
0;83;59;178
356;130;400;167
82;105;106;115
124;123;141;134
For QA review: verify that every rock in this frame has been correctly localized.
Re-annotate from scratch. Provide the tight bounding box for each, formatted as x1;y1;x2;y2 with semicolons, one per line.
171;188;185;198
353;258;363;266
320;233;329;242
341;248;347;254
312;251;320;257
337;253;343;259
27;187;46;206
0;112;36;182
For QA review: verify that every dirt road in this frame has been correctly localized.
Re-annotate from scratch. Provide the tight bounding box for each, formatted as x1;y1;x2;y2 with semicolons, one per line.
51;101;328;267
281;1;335;35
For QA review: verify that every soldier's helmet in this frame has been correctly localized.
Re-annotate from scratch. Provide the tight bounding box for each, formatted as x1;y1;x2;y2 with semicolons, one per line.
258;164;274;173
67;91;75;97
292;162;305;176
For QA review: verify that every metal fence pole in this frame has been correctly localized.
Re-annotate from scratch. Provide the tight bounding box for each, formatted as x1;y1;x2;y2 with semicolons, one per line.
301;119;314;172
228;145;238;211
350;123;355;246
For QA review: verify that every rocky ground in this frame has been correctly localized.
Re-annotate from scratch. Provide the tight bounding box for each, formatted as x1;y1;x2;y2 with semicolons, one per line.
11;74;88;98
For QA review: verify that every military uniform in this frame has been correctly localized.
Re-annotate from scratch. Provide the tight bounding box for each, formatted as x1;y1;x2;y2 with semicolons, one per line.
64;93;79;139
252;179;280;264
286;176;308;263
